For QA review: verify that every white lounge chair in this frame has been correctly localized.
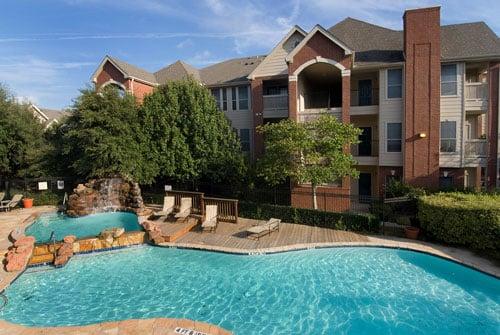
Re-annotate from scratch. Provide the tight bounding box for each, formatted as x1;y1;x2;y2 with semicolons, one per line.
201;205;218;232
154;196;175;220
0;192;5;202
0;194;23;212
174;197;192;221
245;218;281;240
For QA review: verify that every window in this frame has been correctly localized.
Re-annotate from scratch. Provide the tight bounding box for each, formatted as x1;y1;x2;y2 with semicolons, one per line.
222;88;227;111
387;123;402;152
387;68;402;99
238;86;249;110
439;176;453;189
231;87;237;110
441;64;457;96
440;121;457;152
211;88;220;109
239;129;251;151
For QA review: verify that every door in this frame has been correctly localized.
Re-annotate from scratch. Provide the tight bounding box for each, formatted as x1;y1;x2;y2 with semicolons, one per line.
358;80;372;106
358;173;372;203
358;127;372;156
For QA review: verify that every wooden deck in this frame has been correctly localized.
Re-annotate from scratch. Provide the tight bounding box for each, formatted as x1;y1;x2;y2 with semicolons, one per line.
167;218;369;250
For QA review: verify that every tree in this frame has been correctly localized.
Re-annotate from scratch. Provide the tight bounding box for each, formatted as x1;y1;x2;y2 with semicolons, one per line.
61;86;156;183
257;114;361;209
0;84;48;178
141;78;246;184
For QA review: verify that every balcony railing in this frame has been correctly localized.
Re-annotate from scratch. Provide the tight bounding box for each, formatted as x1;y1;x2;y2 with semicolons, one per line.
351;140;379;157
350;88;379;106
465;139;488;157
465;82;488;101
263;94;288;111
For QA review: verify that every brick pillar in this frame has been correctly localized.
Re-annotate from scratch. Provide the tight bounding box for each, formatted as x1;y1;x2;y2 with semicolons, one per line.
288;77;298;121
341;71;351;191
251;79;264;158
487;62;499;189
403;7;441;189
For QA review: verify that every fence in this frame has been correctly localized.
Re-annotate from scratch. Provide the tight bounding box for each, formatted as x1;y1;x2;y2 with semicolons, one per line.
204;196;238;223
165;190;204;215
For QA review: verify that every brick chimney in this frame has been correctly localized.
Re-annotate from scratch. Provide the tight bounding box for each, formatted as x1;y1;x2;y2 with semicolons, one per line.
403;6;441;188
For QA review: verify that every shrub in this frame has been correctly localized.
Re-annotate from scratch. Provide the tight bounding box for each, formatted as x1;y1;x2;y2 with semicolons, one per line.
31;191;65;206
239;201;379;233
418;193;500;257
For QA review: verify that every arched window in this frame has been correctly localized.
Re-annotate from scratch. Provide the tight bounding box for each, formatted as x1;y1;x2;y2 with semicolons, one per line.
101;80;126;97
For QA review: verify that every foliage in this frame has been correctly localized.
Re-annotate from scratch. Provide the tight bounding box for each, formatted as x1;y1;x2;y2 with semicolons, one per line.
385;179;425;199
0;84;49;178
418;193;500;257
141;78;246;184
60;86;156;183
256;114;360;208
239;201;380;233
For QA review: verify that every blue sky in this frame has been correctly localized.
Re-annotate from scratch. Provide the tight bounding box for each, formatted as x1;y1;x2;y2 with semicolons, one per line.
0;0;499;109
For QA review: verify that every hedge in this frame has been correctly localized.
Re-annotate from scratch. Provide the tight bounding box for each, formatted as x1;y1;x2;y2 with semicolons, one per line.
418;193;500;256
239;201;380;233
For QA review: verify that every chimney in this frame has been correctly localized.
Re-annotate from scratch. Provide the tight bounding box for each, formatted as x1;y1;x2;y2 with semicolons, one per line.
403;7;441;188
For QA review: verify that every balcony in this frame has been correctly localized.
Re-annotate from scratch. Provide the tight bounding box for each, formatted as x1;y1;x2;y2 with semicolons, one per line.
263;94;288;118
465;139;488;158
350;89;379;115
351;140;379;165
465;82;488;111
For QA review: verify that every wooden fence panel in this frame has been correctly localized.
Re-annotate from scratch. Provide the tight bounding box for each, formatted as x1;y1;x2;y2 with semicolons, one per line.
204;197;238;223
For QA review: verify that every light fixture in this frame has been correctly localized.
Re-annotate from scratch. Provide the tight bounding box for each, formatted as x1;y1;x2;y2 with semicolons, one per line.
390;170;396;176
419;132;427;138
443;171;449;178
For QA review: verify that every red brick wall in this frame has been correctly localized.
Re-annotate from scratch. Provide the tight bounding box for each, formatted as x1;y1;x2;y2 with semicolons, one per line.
288;80;298;121
128;79;154;103
291;185;351;212
251;79;264;157
403;7;441;189
377;166;403;196
487;62;499;189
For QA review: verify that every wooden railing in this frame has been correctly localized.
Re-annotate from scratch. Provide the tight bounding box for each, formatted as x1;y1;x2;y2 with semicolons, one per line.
263;94;288;111
465;139;488;157
204;197;239;223
166;190;204;215
465;82;488;100
165;190;239;223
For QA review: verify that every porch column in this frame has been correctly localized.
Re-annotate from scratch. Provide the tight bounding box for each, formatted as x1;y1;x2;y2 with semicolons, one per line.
341;69;351;192
251;79;264;158
288;75;298;121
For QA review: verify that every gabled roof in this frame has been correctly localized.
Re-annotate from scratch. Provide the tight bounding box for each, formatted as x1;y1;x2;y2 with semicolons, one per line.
154;60;201;84
30;104;69;128
285;24;353;63
441;22;500;60
91;56;157;85
199;56;265;86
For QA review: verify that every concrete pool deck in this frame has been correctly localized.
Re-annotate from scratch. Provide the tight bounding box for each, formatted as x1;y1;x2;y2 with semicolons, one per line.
0;206;498;334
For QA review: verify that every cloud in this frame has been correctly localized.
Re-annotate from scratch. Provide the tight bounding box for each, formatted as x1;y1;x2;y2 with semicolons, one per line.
176;38;194;49
186;50;220;66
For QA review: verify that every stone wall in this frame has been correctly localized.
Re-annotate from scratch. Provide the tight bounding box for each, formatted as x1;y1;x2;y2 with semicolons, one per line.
67;178;145;217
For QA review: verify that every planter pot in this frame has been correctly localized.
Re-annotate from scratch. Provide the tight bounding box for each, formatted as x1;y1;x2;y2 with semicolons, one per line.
22;198;34;209
404;226;420;240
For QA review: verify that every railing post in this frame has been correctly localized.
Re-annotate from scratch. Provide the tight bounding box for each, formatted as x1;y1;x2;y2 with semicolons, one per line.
235;200;239;224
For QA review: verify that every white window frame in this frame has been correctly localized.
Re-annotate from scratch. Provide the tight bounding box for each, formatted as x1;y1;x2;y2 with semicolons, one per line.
386;68;403;100
386;122;402;153
440;63;458;97
231;87;237;111
222;88;228;111
440;120;457;153
237;86;249;111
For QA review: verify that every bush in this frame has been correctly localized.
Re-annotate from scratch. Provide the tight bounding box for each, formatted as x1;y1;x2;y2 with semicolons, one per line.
418;193;500;257
30;191;65;206
239;201;379;233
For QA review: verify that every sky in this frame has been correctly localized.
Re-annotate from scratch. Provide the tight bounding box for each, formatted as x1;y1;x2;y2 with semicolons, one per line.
0;0;499;110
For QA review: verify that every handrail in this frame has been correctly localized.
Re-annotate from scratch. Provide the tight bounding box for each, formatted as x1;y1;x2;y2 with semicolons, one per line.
0;292;8;311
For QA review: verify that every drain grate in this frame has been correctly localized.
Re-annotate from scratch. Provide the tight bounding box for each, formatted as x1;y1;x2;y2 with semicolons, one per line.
174;327;207;335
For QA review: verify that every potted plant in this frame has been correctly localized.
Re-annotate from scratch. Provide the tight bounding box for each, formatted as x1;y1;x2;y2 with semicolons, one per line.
22;192;34;209
397;216;419;239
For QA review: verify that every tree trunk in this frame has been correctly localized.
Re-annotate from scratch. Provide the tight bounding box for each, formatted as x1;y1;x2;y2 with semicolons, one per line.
312;184;318;210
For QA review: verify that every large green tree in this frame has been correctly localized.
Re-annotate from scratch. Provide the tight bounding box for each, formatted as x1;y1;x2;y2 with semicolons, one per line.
141;78;246;184
0;84;48;178
257;114;361;209
60;86;156;183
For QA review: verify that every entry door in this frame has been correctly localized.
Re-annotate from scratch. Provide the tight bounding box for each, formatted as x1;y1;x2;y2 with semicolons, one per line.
358;173;372;202
358;80;372;106
358;127;372;156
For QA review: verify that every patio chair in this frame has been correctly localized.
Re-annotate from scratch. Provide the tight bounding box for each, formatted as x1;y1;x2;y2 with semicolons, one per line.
201;205;218;233
154;196;175;220
0;194;23;212
245;218;281;240
0;192;5;202
174;197;192;221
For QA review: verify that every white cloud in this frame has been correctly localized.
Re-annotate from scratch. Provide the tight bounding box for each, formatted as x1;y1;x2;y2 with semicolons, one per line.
186;50;220;66
176;38;194;49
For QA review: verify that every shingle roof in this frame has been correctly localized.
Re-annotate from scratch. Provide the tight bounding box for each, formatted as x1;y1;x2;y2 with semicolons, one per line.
108;56;157;84
40;108;69;123
154;60;201;84
329;18;500;66
199;56;265;86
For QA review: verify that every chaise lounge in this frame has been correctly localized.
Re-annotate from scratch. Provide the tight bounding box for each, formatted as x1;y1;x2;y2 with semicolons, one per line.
201;205;218;233
174;197;192;221
0;194;23;212
245;218;281;240
154;196;175;220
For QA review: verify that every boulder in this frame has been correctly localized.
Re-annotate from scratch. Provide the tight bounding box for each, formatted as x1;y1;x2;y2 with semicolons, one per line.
14;236;35;247
63;235;77;244
9;228;23;242
112;228;125;238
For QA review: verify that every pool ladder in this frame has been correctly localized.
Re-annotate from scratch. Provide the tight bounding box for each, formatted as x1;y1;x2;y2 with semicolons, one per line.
50;231;57;260
0;292;7;311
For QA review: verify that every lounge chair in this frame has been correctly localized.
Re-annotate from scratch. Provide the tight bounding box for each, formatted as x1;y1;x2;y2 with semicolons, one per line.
174;197;192;221
201;205;218;232
154;196;175;220
245;218;281;240
0;192;4;202
0;194;23;212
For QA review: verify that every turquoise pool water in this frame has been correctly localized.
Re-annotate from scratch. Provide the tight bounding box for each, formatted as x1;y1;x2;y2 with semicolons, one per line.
25;212;142;243
1;247;499;334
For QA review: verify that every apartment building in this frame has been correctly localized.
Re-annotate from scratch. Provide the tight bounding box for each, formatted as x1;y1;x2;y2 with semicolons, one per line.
91;6;500;209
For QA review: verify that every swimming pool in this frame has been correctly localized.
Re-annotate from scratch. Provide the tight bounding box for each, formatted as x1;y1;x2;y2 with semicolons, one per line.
1;247;498;334
25;212;142;243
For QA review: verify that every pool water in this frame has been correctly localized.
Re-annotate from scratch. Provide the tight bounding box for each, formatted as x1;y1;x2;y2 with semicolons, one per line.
25;212;142;243
1;247;499;334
